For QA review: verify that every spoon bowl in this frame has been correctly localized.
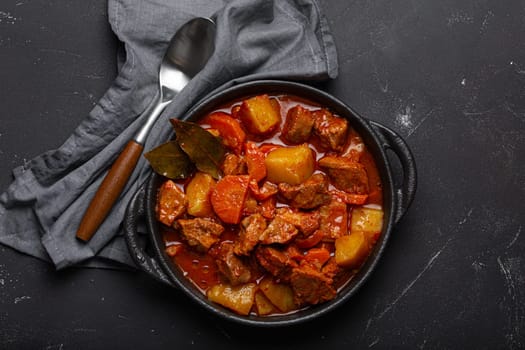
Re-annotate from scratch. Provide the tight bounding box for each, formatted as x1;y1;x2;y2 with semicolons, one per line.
135;17;216;143
162;17;216;91
76;17;216;242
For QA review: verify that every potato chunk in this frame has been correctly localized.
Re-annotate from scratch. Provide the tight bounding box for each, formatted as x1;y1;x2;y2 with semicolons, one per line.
186;172;215;217
334;232;370;268
239;94;281;135
351;207;384;243
265;144;315;185
207;283;257;316
254;291;278;316
259;278;296;313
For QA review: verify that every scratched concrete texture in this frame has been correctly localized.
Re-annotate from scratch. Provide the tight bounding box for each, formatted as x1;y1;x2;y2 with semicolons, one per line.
0;0;524;349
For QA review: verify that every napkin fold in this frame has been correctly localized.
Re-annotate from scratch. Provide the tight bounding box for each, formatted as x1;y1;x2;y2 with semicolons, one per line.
0;0;338;269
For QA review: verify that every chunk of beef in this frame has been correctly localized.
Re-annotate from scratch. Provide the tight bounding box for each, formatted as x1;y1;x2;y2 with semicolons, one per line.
261;216;299;245
214;241;252;286
284;244;303;261
278;173;331;209
242;195;259;216
281;105;315;144
255;246;298;282
260;196;277;220
177;218;224;252
290;263;337;306
275;207;320;235
318;155;369;194
221;153;246;176
321;257;347;287
234;213;267;255
319;198;348;240
312;109;348;152
156;180;187;226
341;133;365;161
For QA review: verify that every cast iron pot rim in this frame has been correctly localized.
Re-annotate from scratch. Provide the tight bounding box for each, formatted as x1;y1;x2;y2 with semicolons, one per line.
145;79;399;327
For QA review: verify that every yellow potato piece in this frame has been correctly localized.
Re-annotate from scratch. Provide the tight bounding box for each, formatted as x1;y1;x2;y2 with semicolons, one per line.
239;94;281;135
186;172;216;217
207;283;257;316
254;291;278;316
335;231;370;269
351;207;384;235
265;144;315;185
259;278;296;313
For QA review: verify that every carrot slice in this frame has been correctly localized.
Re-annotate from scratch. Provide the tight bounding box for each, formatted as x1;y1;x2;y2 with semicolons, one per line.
258;143;282;154
202;112;246;154
331;189;368;205
245;142;267;182
295;229;324;249
303;247;331;266
210;175;250;224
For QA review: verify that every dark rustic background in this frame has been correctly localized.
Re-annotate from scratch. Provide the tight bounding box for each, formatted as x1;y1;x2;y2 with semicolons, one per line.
1;0;524;349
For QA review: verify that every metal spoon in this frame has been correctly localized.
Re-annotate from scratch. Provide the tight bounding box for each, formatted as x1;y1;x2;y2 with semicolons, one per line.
76;17;216;242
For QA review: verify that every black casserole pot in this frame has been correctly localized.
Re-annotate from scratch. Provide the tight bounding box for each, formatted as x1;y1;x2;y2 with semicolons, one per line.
124;80;417;327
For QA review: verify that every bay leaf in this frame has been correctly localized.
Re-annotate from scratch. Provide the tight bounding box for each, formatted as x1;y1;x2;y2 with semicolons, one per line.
170;119;225;179
144;140;194;179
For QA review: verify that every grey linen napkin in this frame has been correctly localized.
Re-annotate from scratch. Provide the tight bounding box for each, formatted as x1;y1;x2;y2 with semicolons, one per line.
0;0;338;269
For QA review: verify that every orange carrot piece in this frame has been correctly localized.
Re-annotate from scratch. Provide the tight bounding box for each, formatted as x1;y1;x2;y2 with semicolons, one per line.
258;143;282;154
245;142;267;182
304;247;331;266
331;189;368;205
295;229;324;249
210;175;250;224
202;112;246;154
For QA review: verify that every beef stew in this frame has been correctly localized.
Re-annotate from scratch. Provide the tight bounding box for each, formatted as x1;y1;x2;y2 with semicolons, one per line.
150;93;385;317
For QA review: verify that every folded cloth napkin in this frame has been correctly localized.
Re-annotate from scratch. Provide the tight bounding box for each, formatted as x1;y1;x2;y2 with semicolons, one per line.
0;0;338;269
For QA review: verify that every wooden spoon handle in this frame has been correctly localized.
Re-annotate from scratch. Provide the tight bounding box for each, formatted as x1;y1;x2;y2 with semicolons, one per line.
76;140;144;242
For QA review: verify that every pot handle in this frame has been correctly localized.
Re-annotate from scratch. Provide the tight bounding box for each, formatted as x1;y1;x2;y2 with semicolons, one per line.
370;121;417;224
123;184;172;286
